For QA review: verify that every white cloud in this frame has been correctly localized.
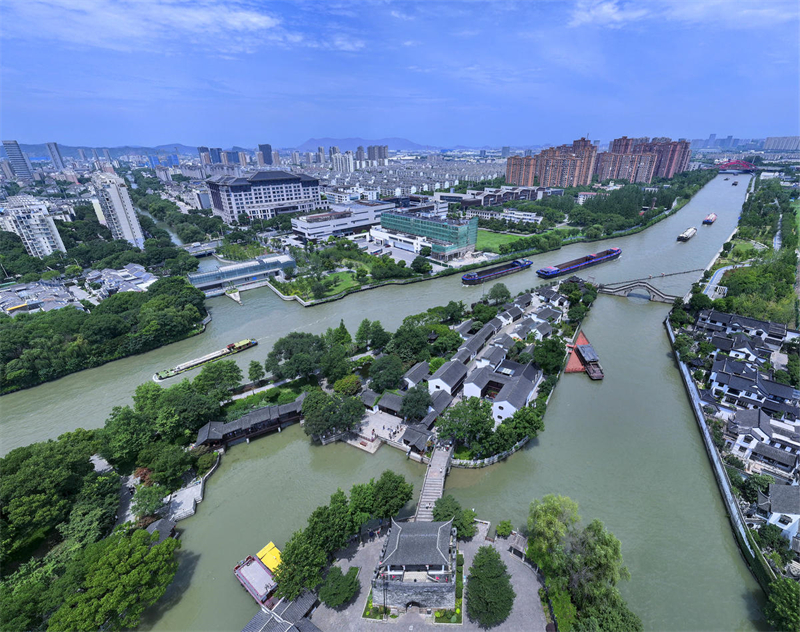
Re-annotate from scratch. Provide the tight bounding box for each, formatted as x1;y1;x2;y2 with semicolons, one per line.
0;0;367;54
568;0;799;29
390;9;414;21
402;40;421;47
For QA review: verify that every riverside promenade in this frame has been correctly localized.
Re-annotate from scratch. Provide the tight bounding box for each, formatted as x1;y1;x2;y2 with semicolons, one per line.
414;446;452;521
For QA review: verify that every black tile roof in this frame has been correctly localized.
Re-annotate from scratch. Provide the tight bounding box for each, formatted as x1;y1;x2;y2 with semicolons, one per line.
404;361;430;385
378;391;404;412
429;361;468;388
381;518;453;567
767;483;800;514
752;443;799;468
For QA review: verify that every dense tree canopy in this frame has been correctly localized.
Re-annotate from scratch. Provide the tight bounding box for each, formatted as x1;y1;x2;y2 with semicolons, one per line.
466;546;515;628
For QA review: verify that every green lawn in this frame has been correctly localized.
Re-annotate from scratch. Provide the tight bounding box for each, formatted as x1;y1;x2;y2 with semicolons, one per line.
476;230;524;253
325;271;360;295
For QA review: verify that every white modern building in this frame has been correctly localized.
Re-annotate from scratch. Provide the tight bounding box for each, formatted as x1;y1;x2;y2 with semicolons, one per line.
0;196;66;258
291;200;394;242
92;173;145;248
206;171;324;224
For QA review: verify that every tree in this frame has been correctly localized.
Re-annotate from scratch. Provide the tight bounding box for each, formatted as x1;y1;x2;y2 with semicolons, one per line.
429;356;446;373
319;566;360;608
567;519;630;607
442;300;465;324
369;321;391;350
265;332;326;379
471;302;498;324
372;470;413;519
333;374;361;396
274;530;327;600
740;473;774;503
435;397;494;454
47;528;179;632
356;318;372;349
136;443;193;491
527;494;580;575
507;405;545;439
433;495;477;538
411;256;432;274
399;385;432;421
131;484;167;518
466;546;515;628
369;354;404;392
765;578;800;632
386;323;429;363
100;406;152;470
488;283;511;305
248;360;265;384
496;520;513;538
349;481;375;527
320;343;351;383
420;246;432;257
302;390;363;437
193;360;242;401
533;336;566;375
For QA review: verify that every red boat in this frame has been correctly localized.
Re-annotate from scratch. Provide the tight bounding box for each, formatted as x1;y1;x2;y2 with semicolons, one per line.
703;213;717;225
234;555;277;604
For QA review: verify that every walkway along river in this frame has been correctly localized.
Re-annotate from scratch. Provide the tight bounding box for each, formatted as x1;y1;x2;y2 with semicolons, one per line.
3;175;767;630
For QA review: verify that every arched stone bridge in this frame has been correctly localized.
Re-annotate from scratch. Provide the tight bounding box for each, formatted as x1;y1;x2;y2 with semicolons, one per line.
598;280;680;303
597;268;704;303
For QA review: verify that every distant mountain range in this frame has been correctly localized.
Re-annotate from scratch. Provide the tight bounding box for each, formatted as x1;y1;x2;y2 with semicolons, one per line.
294;137;437;152
1;143;201;160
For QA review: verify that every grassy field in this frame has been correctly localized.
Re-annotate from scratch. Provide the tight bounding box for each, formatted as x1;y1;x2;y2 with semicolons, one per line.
476;229;524;253
325;271;361;295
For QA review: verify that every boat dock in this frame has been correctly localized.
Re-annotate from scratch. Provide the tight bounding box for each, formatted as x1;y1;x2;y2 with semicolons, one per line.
565;332;604;380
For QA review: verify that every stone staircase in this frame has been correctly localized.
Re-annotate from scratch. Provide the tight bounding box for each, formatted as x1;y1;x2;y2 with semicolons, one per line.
415;446;452;521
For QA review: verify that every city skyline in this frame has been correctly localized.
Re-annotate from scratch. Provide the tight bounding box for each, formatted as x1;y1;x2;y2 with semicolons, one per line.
1;0;798;147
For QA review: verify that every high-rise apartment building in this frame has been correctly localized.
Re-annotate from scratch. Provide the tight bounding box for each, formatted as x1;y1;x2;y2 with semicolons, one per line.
258;144;274;165
91;148;100;161
102;149;112;161
197;146;210;160
356;146;366;162
317;146;325;164
0;196;66;258
367;145;389;161
272;151;281;165
206;170;323;224
506;138;597;188
332;151;355;173
46;142;66;171
77;148;87;161
209;148;223;164
764;136;800;151
594;136;690;182
238;151;249;166
501;146;511;158
2;140;33;181
329;146;340;160
291;151;301;164
92;173;145;248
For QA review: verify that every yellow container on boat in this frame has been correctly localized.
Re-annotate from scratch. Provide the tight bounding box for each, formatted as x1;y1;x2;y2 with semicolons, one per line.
257;542;281;572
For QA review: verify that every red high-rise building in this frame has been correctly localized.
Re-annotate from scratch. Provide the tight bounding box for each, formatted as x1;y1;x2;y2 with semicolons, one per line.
506;138;597;188
595;137;691;182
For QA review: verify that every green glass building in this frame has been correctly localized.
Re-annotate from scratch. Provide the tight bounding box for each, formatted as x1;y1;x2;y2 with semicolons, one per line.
380;212;478;260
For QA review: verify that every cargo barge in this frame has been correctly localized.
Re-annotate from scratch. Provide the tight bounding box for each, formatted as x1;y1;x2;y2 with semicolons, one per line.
677;227;697;242
153;339;257;382
703;213;717;225
462;259;533;285
535;248;621;279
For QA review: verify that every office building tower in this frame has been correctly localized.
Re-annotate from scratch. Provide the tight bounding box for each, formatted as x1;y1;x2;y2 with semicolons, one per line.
77;148;87;161
2;140;33;180
479;150;487;158
102;149;112;161
501;146;511;158
258;144;273;165
506;138;597;188
356;146;366;162
209;148;223;164
46;142;66;171
223;151;239;165
206;170;323;224
1;161;14;180
291;151;301;164
92;173;145;248
0;196;66;258
524;149;533;157
198;146;210;157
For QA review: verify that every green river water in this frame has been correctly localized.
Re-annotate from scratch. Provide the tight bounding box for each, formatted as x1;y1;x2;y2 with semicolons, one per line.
2;175;767;630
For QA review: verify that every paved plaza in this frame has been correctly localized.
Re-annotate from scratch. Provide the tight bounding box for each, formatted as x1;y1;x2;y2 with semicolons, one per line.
309;522;548;632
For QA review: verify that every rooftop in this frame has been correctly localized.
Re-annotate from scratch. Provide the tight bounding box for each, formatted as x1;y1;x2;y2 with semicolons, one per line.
381;518;453;568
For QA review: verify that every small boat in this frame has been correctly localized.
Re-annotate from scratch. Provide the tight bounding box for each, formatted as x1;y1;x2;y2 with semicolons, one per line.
732;181;739;186
677;227;697;242
234;556;277;604
536;248;621;279
154;339;258;381
703;213;717;225
462;259;533;285
724;177;730;181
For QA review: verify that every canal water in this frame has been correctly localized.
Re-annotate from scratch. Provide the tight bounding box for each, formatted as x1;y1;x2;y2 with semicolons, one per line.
2;175;766;630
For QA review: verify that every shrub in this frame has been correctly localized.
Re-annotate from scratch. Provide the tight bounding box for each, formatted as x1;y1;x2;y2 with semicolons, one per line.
496;520;513;538
196;452;217;476
319;566;360;608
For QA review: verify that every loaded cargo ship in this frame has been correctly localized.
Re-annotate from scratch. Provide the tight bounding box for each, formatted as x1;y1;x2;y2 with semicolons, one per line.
535;248;621;279
153;339;257;382
703;213;717;225
462;259;533;285
677;227;697;242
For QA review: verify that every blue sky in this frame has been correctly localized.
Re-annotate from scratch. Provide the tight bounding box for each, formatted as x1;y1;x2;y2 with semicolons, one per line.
1;0;798;148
